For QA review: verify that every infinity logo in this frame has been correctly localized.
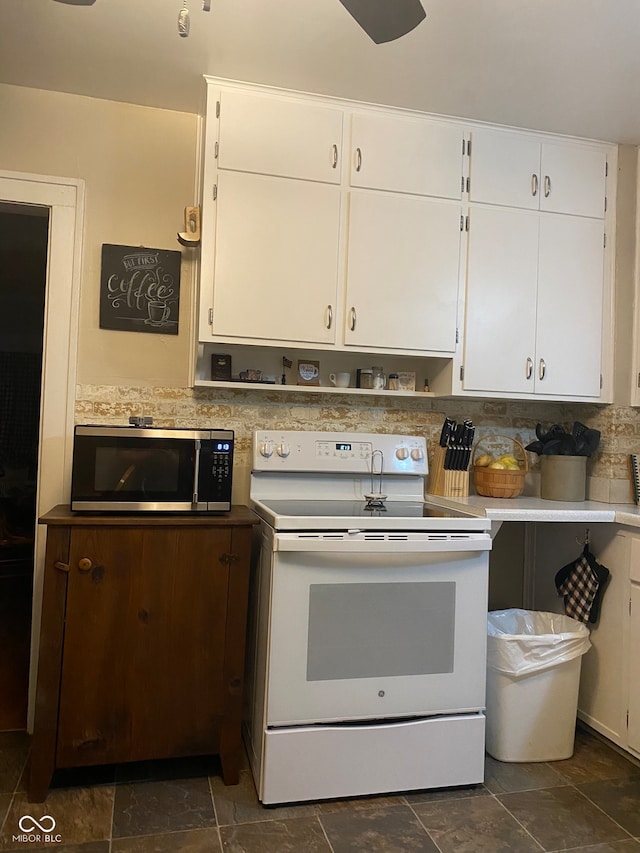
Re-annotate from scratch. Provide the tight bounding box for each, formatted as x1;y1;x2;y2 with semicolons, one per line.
18;815;56;833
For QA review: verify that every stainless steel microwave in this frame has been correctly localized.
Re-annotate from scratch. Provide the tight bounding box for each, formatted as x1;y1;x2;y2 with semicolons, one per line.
70;424;234;513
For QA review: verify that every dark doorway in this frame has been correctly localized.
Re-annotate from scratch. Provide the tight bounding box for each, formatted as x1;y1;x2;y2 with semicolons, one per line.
0;205;48;731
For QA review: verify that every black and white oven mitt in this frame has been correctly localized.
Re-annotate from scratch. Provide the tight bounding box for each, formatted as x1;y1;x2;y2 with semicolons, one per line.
555;544;610;624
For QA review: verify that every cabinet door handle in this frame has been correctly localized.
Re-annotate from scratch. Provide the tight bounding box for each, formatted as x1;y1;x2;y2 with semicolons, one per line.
544;175;551;198
78;558;93;572
349;307;357;332
54;561;70;573
531;174;538;197
332;144;338;169
526;357;533;380
326;305;333;329
355;147;362;172
539;358;546;380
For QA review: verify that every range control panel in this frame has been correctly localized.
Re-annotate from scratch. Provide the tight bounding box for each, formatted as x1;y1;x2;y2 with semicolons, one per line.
252;430;428;475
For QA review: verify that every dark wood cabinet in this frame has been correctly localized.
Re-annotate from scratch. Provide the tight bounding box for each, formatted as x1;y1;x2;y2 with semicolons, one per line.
29;505;258;802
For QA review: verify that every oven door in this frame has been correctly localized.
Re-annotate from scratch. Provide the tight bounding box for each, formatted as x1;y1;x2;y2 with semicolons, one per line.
266;532;490;726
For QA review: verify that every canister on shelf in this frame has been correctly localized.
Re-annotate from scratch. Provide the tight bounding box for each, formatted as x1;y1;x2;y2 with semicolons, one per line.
388;373;399;391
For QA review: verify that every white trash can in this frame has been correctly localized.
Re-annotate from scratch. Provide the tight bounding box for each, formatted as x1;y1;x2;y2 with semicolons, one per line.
486;609;591;762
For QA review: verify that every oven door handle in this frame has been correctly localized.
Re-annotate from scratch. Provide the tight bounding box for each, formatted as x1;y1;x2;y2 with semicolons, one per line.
274;534;491;553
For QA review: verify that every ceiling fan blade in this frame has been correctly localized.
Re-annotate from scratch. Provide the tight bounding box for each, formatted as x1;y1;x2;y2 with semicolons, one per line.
338;0;426;44
52;0;97;5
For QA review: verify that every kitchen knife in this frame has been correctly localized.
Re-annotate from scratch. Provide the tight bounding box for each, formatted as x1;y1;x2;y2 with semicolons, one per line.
439;417;454;448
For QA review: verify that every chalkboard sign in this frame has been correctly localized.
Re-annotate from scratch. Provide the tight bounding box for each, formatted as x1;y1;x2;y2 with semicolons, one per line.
99;244;181;334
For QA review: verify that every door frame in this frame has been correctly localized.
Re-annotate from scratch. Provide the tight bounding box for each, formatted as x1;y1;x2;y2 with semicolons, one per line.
0;170;84;729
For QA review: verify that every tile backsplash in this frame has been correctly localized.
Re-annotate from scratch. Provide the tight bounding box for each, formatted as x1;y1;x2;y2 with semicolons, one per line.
75;384;639;506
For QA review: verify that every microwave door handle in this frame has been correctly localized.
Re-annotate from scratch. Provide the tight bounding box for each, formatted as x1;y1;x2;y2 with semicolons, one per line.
192;439;201;506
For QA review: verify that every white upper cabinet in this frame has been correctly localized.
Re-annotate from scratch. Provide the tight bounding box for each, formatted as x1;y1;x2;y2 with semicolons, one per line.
209;171;341;346
349;112;463;199
462;205;605;398
535;213;605;397
344;191;461;354
468;128;607;219
217;89;344;183
462;206;539;394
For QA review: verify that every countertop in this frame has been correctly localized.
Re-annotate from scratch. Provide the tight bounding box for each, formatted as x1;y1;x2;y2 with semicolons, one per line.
426;494;640;528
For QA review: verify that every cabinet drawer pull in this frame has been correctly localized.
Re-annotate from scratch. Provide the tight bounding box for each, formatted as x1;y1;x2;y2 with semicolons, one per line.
54;561;70;573
332;144;338;169
326;304;333;329
78;558;93;572
531;173;538;197
526;357;533;380
539;358;546;380
355;147;362;172
544;175;551;198
349;307;357;332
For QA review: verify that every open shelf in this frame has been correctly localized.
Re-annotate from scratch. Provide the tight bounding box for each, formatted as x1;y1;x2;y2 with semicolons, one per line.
193;343;451;398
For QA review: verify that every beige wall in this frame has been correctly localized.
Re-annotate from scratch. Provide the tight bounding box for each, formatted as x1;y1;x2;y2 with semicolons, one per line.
0;82;198;387
2;82;640;507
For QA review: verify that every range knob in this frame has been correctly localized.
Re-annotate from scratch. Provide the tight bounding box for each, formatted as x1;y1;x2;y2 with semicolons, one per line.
276;442;290;458
395;446;409;460
410;447;425;461
260;440;274;458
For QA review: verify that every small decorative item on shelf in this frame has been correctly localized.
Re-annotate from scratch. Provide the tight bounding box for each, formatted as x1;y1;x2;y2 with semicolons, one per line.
211;353;232;381
297;360;320;386
356;368;373;389
387;373;399;391
473;435;527;499
281;356;292;385
397;371;416;391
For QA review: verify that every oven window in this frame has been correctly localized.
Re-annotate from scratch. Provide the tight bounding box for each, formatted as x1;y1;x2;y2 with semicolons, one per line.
306;581;455;681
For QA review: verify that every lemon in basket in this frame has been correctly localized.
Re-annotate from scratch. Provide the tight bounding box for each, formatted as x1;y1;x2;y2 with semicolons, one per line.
475;454;494;467
498;454;521;470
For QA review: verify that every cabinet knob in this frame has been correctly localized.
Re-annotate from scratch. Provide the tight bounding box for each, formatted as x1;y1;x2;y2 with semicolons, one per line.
78;558;93;572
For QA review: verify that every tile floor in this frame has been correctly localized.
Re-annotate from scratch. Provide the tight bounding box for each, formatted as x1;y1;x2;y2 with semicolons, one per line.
1;727;640;852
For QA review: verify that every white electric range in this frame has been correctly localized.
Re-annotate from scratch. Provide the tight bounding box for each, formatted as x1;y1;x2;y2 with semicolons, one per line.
244;430;492;804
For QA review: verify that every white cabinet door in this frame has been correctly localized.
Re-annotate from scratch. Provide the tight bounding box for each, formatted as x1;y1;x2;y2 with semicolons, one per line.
344;191;461;353
540;143;607;219
209;171;341;345
217;89;343;184
535;214;604;397
468;129;540;210
349;112;463;199
629;583;640;753
462;206;539;393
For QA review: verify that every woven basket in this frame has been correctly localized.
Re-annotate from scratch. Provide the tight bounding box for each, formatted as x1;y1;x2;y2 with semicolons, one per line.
473;435;528;499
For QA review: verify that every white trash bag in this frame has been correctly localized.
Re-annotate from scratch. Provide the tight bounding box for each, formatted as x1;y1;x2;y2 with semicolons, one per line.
487;608;591;678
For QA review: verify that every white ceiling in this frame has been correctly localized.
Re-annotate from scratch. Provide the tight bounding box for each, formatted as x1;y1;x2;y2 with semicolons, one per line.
2;0;640;144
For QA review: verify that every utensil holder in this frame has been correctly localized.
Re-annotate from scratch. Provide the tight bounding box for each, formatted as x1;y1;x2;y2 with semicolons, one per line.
472;435;527;499
429;445;470;498
540;455;587;501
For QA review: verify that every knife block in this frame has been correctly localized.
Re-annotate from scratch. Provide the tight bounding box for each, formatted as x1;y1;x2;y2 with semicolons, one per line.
429;446;469;498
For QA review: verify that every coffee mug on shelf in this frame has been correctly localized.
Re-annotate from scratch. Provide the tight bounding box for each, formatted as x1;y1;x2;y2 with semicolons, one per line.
329;372;351;388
